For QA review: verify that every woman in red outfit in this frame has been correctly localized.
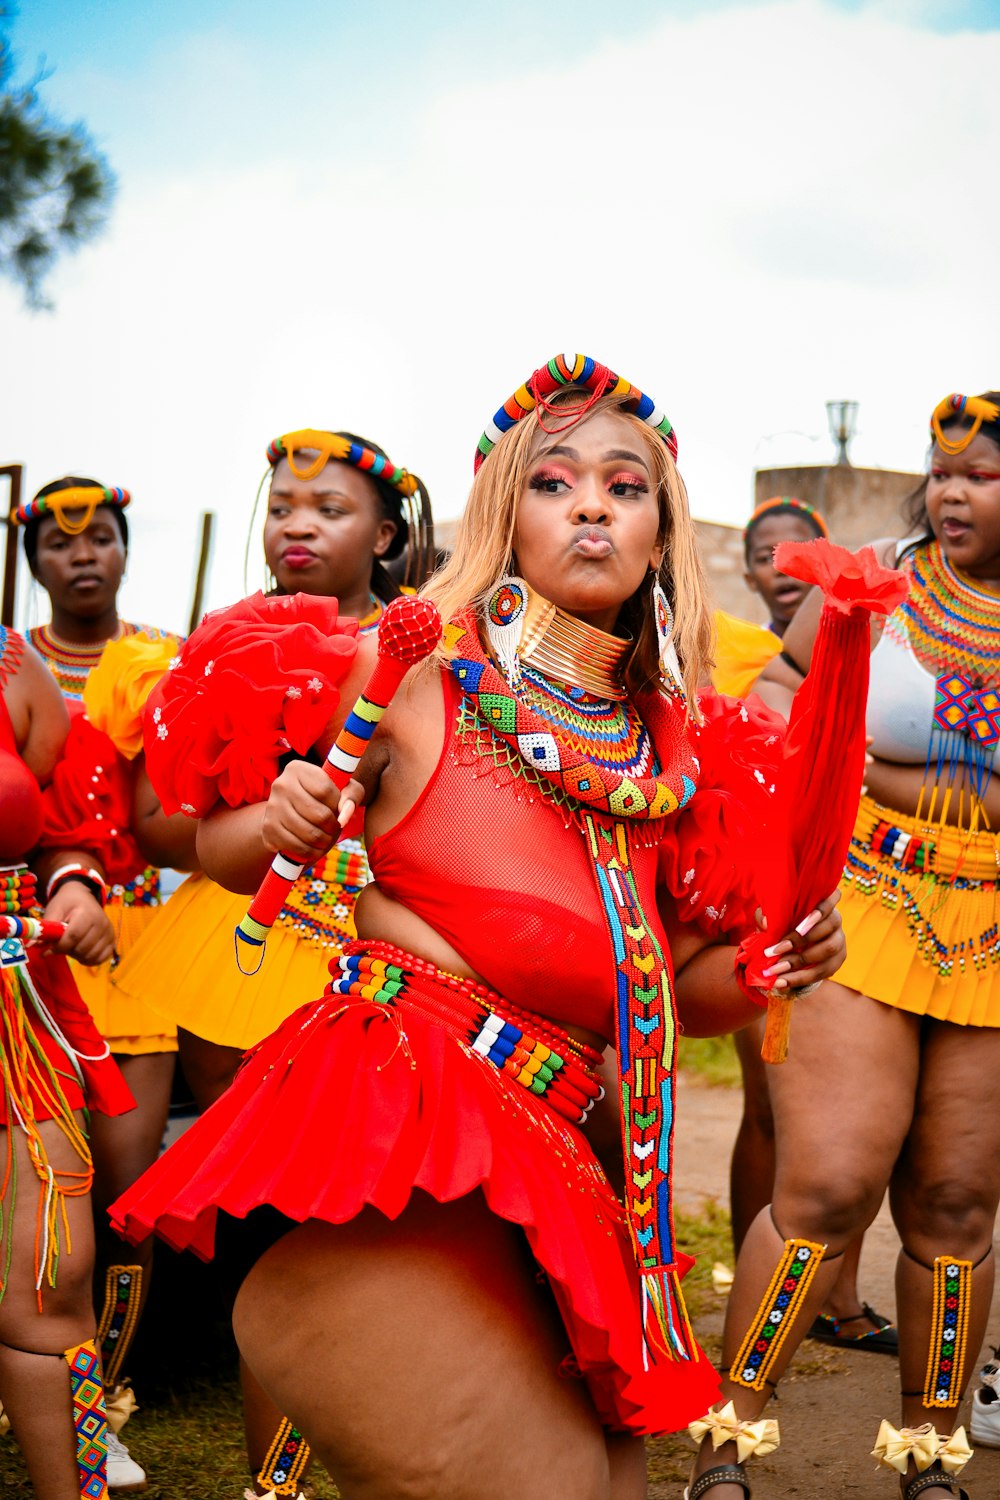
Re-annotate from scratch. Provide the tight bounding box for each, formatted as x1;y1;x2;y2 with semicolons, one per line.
0;622;131;1500
114;357;847;1500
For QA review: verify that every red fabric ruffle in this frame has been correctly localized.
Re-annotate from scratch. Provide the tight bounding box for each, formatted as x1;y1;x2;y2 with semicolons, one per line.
39;715;142;882
143;592;360;817
773;537;909;617
658;688;785;945
112;992;719;1435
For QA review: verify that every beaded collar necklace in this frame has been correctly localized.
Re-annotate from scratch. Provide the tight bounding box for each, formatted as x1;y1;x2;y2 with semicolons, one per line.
889;541;1000;685
30;621;131;701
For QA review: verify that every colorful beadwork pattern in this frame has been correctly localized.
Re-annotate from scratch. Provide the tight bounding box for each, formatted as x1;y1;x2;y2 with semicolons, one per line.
731;1238;826;1391
745;496;829;539
584;811;695;1361
475;353;677;472
258;1415;311;1497
276;840;370;950
924;1256;972;1408
930;393;1000;455
886;543;1000;689
65;1338;108;1500
29;622;168;702
0;624;24;689
267;430;418;496
15;486;129;529
97;1265;142;1386
329;943;604;1126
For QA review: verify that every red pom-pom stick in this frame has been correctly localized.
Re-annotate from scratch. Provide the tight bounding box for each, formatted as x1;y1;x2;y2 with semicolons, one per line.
0;915;67;947
235;596;442;973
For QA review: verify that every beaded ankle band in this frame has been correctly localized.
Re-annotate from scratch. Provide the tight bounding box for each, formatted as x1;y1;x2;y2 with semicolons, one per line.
328;941;604;1125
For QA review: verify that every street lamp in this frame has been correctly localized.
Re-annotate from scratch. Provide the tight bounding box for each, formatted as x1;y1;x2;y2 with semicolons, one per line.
826;400;859;466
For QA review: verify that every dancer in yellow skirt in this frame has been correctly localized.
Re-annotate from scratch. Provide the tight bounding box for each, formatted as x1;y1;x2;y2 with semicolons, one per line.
111;428;433;1500
686;392;1000;1500
18;476;190;1491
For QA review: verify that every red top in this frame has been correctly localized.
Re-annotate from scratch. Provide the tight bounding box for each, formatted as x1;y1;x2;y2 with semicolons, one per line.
368;670;666;1040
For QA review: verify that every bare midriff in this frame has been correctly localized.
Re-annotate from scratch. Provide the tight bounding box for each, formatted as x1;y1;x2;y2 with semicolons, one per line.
864;757;1000;826
355;881;609;1056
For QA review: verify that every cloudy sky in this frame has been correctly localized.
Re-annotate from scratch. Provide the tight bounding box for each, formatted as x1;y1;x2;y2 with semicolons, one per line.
3;0;999;633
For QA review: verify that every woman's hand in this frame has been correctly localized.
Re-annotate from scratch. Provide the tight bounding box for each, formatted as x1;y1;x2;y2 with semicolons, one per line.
44;882;116;966
261;762;361;860
760;889;844;993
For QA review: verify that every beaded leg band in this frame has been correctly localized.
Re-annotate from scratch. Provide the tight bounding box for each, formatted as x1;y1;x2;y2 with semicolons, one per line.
328;942;605;1126
730;1237;827;1390
254;1415;311;1498
66;1338;110;1499
924;1255;973;1408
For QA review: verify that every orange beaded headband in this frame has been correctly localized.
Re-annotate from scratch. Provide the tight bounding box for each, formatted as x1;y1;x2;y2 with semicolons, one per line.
14;486;130;536
930;395;1000;456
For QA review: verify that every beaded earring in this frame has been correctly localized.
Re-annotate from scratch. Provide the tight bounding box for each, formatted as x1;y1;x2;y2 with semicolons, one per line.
484;574;529;687
652;576;684;696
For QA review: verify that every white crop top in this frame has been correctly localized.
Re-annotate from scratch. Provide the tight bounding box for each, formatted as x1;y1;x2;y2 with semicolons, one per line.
867;542;1000;772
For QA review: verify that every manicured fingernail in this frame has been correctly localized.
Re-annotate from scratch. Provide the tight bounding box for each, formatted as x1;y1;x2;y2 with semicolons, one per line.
762;961;791;979
764;941;792;958
795;909;822;937
339;799;356;825
773;977;788;989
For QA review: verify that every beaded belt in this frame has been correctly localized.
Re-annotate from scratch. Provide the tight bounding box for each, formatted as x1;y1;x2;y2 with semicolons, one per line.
327;940;605;1126
278;839;369;948
869;817;935;873
110;864;161;908
0;863;38;915
854;795;1000;882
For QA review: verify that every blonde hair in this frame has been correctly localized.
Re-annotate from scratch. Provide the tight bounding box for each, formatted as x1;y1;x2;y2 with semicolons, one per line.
424;392;714;708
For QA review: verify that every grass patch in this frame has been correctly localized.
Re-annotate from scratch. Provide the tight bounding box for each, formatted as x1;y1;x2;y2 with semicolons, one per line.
678;1032;741;1088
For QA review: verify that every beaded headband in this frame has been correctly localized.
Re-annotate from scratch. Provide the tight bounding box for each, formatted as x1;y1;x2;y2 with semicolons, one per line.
930;395;1000;456
474;353;677;474
744;496;829;541
14;486;130;536
266;429;419;496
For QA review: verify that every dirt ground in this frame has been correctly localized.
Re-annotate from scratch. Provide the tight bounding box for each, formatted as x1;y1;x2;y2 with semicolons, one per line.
662;1074;1000;1499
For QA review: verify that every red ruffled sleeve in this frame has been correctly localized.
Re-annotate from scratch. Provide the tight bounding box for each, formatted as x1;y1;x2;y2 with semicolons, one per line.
144;592;360;817
657;688;786;943
39;715;143;883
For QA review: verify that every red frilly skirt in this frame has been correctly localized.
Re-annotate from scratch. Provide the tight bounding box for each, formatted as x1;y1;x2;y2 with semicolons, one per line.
112;973;719;1435
1;949;134;1126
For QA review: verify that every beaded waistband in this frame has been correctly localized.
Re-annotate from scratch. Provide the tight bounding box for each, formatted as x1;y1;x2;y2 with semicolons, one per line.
327;940;605;1126
855;794;1000;882
110;865;161;908
0;864;38;917
277;839;369;949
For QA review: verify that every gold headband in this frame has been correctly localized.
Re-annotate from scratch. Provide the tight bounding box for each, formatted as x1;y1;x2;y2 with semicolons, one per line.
930;394;1000;456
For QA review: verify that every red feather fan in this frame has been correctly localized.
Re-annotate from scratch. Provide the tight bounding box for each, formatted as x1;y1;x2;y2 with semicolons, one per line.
735;538;909;1061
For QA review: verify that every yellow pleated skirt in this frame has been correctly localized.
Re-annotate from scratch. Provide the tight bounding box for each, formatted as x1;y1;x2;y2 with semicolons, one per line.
108;867;356;1052
836;794;1000;1027
72;900;178;1056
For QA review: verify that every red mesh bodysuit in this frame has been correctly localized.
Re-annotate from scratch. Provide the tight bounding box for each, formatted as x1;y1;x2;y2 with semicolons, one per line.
368;670;665;1039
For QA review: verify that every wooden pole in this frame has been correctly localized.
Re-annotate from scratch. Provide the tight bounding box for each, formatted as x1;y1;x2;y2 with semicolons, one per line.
0;465;24;628
188;510;215;635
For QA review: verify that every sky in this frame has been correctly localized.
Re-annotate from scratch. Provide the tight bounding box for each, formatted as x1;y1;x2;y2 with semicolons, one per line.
3;0;999;634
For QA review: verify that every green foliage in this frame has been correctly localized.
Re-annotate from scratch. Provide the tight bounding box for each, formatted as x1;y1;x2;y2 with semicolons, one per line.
0;5;115;308
677;1031;741;1088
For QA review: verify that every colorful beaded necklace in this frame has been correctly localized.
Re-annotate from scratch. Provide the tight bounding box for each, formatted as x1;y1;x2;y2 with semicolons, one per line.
447;609;700;1368
29;621;155;702
888;541;1000;684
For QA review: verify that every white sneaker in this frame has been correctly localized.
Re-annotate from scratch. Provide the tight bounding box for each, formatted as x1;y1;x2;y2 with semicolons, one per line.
970;1352;1000;1448
106;1429;148;1491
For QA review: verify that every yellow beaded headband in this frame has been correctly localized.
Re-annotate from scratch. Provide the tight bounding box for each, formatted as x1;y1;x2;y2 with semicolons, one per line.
266;430;419;496
14;485;131;536
930;394;1000;456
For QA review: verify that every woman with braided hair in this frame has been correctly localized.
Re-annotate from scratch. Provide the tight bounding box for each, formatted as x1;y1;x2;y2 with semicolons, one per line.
689;392;1000;1500
113;357;848;1500
109;427;433;1500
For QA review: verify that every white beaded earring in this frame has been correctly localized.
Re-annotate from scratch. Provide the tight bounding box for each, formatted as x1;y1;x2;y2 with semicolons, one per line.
484;574;529;687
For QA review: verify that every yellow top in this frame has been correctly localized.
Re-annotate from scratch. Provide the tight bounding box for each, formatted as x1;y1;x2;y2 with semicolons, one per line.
83;631;180;759
711;610;781;698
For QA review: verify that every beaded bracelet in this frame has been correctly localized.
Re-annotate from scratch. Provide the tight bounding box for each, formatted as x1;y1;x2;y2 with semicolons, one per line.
45;863;107;908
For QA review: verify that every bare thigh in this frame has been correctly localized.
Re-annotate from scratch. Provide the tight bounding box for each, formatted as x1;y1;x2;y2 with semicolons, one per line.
233;1192;627;1500
768;983;920;1243
89;1051;174;1209
0;1114;96;1351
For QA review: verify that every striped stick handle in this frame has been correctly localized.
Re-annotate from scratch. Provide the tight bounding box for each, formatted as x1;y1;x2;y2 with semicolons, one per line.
234;596;442;975
0;915;68;945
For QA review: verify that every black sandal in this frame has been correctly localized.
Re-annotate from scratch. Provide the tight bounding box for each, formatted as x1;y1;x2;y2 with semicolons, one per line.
806;1302;899;1355
685;1464;751;1499
901;1464;969;1500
